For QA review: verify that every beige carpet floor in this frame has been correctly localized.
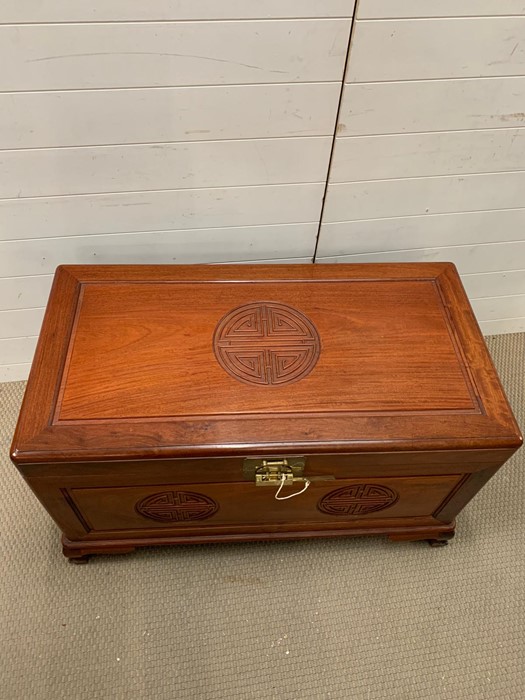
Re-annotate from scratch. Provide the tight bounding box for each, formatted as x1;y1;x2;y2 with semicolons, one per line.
0;333;524;700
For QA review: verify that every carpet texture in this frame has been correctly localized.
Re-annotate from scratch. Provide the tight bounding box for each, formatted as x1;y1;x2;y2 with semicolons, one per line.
0;333;524;700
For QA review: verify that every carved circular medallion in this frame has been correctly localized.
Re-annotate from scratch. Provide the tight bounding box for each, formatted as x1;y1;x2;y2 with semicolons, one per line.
136;491;219;522
318;484;399;517
213;302;320;386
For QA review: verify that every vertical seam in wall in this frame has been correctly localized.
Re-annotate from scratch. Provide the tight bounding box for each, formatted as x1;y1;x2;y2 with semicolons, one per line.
313;1;360;262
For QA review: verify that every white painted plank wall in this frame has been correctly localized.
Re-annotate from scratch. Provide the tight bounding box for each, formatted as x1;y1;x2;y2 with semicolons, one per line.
346;19;525;82
337;78;525;136
329;129;525;181
317;0;525;336
358;1;525;19
0;21;350;90
0;3;353;380
0;1;355;22
0;184;324;241
0;139;332;198
323;172;525;221
0;85;341;150
0;225;320;278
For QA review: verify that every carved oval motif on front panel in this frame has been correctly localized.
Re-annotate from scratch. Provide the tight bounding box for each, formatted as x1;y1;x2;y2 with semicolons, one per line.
318;484;399;517
213;302;320;386
136;491;219;522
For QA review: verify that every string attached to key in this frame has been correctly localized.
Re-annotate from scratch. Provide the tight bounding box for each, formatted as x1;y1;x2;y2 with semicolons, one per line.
274;474;311;500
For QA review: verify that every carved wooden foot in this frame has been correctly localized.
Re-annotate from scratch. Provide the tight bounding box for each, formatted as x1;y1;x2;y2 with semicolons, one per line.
388;523;455;546
68;554;91;564
64;547;137;561
427;528;455;547
62;534;137;561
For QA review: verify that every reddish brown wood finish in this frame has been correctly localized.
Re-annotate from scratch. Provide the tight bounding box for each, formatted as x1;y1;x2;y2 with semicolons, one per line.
60;474;461;532
10;264;522;560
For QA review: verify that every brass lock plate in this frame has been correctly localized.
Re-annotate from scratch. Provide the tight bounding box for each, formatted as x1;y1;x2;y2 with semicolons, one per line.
243;457;305;485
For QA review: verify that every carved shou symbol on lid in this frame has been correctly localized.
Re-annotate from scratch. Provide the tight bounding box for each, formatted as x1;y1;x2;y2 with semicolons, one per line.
318;484;399;516
213;302;321;386
136;491;219;522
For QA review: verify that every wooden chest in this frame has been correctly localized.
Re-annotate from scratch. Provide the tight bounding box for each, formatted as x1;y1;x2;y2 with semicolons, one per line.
10;264;522;562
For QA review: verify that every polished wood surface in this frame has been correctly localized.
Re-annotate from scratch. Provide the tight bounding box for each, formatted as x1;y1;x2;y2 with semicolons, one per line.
10;263;522;560
62;521;457;563
64;474;461;532
10;263;522;464
59;279;473;418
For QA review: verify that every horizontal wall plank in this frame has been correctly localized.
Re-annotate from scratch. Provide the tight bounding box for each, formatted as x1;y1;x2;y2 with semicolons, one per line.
0;364;31;383
462;269;525;299
0;275;53;311
0;337;38;365
330;129;525;182
316;241;525;274
0;20;350;91
347;18;525;82
472;294;525;321
339;78;525;136
227;257;311;264
323;172;525;222
358;1;525;18
0;184;324;241
0;83;340;150
0;138;331;199
480;318;525;335
0;224;317;278
0;1;355;22
316;209;525;257
0;255;313;342
0;255;316;312
0;308;45;340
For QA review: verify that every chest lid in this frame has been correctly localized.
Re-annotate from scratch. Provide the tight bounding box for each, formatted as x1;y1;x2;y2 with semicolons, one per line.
11;263;522;463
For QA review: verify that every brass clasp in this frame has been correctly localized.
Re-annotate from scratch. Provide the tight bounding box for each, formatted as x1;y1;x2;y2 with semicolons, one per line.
243;457;305;486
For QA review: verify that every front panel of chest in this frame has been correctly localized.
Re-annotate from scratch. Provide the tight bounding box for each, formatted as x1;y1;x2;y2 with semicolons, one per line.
64;475;461;533
24;449;509;546
26;468;469;542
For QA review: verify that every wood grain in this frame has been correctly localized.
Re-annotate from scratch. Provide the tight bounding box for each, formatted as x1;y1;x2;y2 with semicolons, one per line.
10;263;521;560
11;264;522;464
22;448;516;480
60;520;456;562
57;278;476;419
66;475;462;532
